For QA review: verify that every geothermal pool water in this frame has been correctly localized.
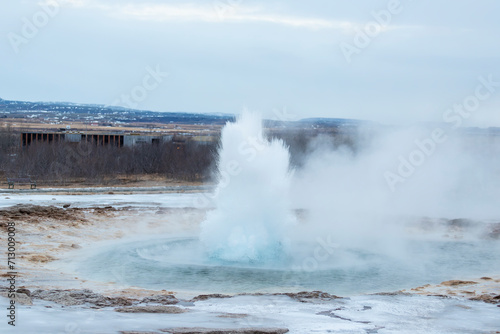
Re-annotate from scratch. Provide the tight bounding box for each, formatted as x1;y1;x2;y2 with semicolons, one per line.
77;234;500;296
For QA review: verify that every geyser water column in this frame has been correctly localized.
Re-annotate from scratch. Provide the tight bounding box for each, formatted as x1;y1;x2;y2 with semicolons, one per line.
200;112;295;264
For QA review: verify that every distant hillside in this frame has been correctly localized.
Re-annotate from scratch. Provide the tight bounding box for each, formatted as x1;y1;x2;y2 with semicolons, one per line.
0;98;235;125
0;98;373;129
298;117;370;127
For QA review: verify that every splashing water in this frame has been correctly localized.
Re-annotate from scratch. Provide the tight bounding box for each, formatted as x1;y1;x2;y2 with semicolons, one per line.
200;112;295;264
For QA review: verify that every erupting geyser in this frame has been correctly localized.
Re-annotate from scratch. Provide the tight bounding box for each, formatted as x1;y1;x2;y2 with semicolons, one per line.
75;115;500;295
200;112;295;264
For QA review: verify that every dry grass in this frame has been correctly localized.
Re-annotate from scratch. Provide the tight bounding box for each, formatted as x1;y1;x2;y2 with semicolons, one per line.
2;118;222;136
1;174;205;189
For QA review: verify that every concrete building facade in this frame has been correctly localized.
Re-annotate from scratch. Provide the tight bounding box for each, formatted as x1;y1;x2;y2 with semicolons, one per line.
21;131;174;147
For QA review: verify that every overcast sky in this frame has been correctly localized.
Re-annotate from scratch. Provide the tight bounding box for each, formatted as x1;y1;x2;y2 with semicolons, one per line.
1;0;499;126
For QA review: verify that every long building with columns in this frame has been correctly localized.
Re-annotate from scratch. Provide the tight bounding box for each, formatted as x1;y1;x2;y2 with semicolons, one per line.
20;131;175;147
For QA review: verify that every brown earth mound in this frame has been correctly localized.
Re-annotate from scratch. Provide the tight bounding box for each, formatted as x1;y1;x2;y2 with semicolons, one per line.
30;289;135;307
191;291;341;303
440;280;477;286
0;204;86;224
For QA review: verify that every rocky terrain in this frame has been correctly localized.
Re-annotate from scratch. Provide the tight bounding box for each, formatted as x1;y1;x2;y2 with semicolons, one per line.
0;193;499;333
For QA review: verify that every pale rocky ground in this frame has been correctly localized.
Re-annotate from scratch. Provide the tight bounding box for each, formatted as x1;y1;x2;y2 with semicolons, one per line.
404;277;500;304
0;198;206;297
0;190;499;334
